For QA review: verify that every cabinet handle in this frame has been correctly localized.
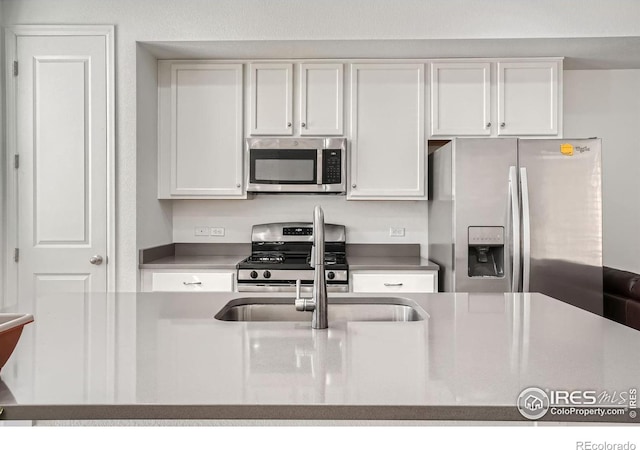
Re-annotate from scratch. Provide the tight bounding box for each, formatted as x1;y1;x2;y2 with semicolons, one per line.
500;122;506;128
301;122;306;128
486;122;491;128
351;184;356;188
236;183;241;188
183;281;202;286
383;282;403;287
287;122;292;128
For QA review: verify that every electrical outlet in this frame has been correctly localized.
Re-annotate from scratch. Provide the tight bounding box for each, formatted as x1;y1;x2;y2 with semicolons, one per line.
194;226;209;236
210;227;225;237
389;227;405;237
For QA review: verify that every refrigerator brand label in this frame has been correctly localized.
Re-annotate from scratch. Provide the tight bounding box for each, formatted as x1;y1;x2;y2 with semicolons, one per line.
560;143;574;156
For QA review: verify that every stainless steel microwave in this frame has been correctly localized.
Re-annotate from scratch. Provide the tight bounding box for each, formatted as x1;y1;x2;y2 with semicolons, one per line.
246;138;347;194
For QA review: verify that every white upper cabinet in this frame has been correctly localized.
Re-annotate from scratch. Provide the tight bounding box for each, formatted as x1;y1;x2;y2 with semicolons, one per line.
497;61;560;136
158;61;244;198
299;63;344;135
429;59;562;138
249;62;344;136
249;63;293;135
349;64;426;200
430;62;491;136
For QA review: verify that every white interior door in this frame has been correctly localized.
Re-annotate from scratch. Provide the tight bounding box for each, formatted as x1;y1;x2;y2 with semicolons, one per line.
13;33;111;312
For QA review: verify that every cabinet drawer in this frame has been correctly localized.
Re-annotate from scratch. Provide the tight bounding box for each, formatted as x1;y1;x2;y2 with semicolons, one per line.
352;272;436;293
151;272;234;292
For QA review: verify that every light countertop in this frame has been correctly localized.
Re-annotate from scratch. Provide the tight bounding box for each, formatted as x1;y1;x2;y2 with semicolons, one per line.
1;292;639;422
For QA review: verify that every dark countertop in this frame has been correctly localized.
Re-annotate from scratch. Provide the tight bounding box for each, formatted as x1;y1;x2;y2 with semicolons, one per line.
348;256;438;271
139;255;244;269
138;243;439;271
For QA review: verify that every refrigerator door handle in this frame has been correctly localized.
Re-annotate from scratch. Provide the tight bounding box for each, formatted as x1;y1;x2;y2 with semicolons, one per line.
509;166;521;293
520;167;531;292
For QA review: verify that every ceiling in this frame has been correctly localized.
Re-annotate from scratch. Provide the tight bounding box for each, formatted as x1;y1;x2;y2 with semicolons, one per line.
140;36;640;69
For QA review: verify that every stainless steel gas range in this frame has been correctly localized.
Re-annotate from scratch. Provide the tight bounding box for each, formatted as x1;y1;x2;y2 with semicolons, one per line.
237;223;349;292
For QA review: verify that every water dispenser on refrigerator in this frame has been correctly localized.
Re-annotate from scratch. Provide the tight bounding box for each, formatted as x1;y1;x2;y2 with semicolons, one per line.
468;227;504;278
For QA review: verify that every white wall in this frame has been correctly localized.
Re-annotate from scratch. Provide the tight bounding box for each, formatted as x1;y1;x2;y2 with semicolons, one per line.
136;45;172;251
564;70;640;273
4;0;640;289
0;0;5;305
173;197;429;252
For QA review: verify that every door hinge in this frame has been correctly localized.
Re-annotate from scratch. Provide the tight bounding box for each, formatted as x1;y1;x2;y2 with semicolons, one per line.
13;61;18;76
14;248;19;263
14;154;19;169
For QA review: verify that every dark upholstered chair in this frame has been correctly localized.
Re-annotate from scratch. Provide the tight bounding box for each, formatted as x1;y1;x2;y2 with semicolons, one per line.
603;266;640;331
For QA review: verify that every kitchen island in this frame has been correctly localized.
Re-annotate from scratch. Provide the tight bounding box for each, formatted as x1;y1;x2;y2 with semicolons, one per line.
1;292;639;424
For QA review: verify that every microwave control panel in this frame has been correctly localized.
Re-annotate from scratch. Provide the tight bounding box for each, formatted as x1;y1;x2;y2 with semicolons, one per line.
322;149;342;184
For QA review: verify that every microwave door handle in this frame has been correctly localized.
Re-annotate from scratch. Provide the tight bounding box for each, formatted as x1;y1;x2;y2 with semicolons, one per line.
317;149;323;185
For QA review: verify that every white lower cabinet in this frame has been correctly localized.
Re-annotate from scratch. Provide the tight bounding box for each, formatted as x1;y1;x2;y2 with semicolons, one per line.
351;271;438;293
141;270;235;292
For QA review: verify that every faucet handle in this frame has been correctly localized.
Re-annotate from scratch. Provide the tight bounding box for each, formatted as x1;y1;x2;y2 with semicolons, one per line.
296;279;302;299
295;280;315;311
310;247;316;268
295;279;315;311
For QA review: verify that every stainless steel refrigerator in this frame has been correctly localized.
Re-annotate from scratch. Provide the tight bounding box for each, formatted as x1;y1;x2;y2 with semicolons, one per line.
428;138;603;315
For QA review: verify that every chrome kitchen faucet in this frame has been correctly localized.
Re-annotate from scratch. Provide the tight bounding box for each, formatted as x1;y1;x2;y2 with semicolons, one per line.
295;205;329;329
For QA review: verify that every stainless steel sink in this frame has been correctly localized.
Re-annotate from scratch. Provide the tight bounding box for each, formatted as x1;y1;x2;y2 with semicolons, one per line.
215;297;426;322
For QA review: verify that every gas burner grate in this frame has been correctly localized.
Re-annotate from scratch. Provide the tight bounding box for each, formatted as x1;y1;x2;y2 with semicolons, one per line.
246;253;285;264
305;253;345;265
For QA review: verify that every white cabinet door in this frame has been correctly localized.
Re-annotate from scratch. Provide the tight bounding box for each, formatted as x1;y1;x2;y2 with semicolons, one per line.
351;271;437;293
349;64;425;200
299;63;343;135
140;270;235;292
497;61;560;136
250;63;293;135
162;62;244;197
430;62;491;136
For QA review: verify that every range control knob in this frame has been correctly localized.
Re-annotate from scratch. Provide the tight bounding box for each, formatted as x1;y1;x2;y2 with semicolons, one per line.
327;271;336;280
263;270;271;279
250;271;258;279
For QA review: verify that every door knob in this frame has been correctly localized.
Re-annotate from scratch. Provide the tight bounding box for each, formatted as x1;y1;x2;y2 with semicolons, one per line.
89;255;103;265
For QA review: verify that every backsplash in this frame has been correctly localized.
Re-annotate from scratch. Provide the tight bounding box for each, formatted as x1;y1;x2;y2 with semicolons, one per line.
172;195;428;254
